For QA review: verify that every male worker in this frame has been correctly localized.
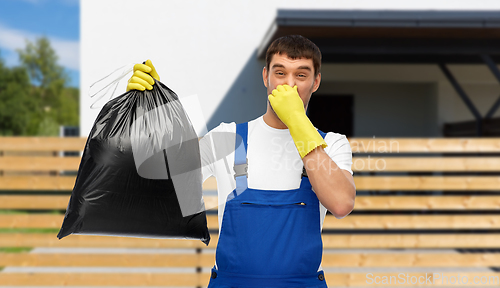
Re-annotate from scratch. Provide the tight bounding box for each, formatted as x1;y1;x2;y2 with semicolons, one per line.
127;35;356;288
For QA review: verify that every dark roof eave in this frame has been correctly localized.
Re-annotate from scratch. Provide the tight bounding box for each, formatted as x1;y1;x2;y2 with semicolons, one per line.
257;9;500;61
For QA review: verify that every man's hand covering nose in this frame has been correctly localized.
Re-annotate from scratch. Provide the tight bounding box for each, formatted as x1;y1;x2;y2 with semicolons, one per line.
126;59;161;91
268;84;327;158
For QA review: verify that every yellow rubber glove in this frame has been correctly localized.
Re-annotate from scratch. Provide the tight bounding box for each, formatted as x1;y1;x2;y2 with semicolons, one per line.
268;84;327;158
126;59;160;91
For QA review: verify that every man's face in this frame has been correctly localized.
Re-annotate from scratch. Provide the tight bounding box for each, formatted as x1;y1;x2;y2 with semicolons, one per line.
263;53;321;112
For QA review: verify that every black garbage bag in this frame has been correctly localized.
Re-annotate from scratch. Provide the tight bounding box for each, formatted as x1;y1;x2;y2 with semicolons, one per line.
57;80;210;245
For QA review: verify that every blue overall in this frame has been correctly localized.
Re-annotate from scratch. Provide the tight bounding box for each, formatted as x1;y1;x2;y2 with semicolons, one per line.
207;122;328;288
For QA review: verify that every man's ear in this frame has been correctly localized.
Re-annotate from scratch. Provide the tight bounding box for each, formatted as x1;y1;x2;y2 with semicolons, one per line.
262;67;268;88
312;72;321;93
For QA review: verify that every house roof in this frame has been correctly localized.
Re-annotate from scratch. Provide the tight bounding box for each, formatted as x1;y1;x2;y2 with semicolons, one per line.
257;9;500;63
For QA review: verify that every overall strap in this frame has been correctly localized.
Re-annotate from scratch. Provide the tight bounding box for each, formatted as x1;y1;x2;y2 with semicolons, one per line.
317;129;327;139
233;122;249;195
300;129;327;188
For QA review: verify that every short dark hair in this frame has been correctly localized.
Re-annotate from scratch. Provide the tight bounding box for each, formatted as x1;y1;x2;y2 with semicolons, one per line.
265;35;322;76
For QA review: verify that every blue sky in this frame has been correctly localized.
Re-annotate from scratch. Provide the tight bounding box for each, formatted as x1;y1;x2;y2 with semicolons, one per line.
0;0;80;87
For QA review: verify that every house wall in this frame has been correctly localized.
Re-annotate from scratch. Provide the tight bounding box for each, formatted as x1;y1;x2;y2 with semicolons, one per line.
81;1;500;137
317;64;500;136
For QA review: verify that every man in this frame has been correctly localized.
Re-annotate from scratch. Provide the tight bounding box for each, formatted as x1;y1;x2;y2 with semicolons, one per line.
128;35;356;288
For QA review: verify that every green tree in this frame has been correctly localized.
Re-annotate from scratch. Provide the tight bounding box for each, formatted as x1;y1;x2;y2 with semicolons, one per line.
16;36;78;135
58;86;79;126
0;37;79;136
17;37;68;97
0;53;42;135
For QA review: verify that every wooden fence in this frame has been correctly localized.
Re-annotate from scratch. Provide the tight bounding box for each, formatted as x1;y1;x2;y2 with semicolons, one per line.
1;137;500;287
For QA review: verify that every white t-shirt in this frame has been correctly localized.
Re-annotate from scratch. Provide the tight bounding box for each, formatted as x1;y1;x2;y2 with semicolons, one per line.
199;115;353;271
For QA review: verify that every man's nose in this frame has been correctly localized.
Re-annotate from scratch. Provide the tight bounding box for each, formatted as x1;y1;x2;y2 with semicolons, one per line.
282;75;295;88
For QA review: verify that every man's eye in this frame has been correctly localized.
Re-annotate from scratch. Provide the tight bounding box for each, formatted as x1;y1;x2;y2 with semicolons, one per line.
298;74;306;78
276;72;284;76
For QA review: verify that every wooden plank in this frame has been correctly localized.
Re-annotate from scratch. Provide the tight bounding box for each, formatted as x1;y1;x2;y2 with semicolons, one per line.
323;215;500;229
4;214;500;230
2;233;500;249
354;176;500;190
204;177;217;191
0;271;499;287
0;195;219;210
3;156;500;174
0;215;219;230
0;233;217;248
1;137;499;154
322;234;500;248
0;253;200;267
2;195;500;210
0;214;218;229
0;137;206;152
2;252;499;268
0;156;81;171
0;175;218;191
327;272;500;287
0;273;201;286
321;253;500;267
349;138;500;153
0;176;76;190
352;157;500;172
0;137;87;152
0;214;64;228
0;195;70;209
352;195;500;210
3;176;500;191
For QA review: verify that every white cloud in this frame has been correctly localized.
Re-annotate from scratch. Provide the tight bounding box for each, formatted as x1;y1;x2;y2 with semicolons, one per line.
0;23;79;70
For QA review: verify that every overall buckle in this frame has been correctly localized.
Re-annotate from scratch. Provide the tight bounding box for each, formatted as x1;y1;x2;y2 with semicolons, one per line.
233;158;248;179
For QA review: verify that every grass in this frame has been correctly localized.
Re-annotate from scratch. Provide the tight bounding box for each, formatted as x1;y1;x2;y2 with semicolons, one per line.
0;209;64;215
0;228;60;233
0;247;32;253
0;210;63;233
0;210;29;215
